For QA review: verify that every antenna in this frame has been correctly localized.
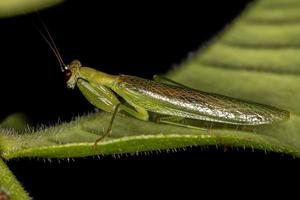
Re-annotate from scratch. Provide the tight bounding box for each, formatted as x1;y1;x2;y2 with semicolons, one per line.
34;15;68;72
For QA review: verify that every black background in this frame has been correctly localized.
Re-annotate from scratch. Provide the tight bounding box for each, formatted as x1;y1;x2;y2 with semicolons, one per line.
0;0;298;199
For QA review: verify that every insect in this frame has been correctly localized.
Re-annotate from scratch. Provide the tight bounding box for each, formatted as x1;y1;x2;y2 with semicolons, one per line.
38;24;290;146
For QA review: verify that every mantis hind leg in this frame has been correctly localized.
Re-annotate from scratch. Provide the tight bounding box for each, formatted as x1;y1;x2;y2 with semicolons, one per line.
155;116;225;147
155;115;208;131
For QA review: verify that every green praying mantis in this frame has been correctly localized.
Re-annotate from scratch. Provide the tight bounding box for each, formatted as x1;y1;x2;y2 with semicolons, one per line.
38;25;290;147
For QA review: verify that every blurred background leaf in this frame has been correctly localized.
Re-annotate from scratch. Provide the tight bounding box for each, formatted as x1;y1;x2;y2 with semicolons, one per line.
0;113;29;132
0;0;63;18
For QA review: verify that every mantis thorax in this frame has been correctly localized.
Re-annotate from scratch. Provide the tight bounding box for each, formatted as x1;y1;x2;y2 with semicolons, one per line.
65;60;118;89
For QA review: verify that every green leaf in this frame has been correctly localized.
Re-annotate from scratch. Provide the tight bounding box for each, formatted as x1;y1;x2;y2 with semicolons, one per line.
1;0;300;161
0;0;64;18
0;158;31;200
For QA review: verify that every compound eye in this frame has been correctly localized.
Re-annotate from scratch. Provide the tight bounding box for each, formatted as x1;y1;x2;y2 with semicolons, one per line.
64;69;72;81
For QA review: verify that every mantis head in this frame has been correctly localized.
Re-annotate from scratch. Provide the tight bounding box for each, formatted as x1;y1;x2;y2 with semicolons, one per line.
64;60;82;89
35;22;84;89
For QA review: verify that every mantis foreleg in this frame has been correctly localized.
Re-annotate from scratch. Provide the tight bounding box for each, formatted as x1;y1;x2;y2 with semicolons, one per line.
77;79;150;145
